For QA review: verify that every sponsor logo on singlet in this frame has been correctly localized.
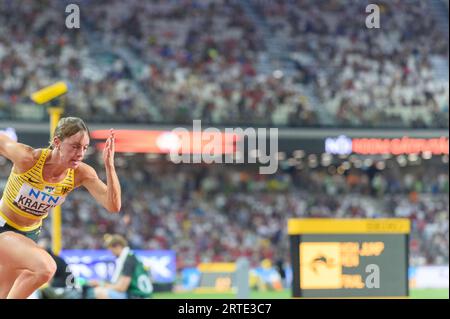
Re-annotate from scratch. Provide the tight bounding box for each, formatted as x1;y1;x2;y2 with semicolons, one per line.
13;184;67;217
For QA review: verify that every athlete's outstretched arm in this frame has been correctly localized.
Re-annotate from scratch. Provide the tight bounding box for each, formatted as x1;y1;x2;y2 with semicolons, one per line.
0;133;34;166
81;130;121;213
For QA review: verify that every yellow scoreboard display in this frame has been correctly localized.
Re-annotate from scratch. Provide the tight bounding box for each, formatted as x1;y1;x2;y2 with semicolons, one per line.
288;218;410;298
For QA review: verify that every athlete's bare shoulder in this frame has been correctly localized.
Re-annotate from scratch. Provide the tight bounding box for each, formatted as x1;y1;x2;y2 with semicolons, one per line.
30;147;43;160
13;147;44;173
74;162;98;188
0;133;34;159
0;132;41;172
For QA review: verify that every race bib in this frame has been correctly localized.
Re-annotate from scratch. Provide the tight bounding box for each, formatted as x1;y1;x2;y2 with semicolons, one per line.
13;184;67;217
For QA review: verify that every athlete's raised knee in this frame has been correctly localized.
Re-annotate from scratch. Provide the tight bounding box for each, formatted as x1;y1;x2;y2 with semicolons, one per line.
29;253;57;284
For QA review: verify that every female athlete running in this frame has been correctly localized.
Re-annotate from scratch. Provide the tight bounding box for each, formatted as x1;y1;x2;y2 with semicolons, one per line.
0;117;121;299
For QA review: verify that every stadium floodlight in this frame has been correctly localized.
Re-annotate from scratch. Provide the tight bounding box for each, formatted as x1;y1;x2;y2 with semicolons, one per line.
31;81;68;105
30;81;69;256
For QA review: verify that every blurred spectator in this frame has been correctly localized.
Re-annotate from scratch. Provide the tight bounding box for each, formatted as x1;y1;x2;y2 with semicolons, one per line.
0;0;447;127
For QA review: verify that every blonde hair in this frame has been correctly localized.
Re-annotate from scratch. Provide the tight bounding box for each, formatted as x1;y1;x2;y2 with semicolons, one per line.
104;234;128;248
49;117;89;149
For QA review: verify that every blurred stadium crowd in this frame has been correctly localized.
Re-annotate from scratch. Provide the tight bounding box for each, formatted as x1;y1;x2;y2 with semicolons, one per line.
2;155;446;269
0;0;448;127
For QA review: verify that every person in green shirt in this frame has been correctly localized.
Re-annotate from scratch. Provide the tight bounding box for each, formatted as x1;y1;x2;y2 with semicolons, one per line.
89;234;153;299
